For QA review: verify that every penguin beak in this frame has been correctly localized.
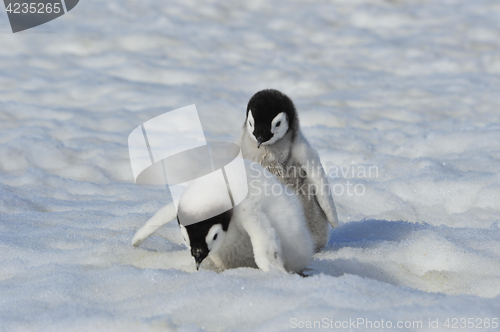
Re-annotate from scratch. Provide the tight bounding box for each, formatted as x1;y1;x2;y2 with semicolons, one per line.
257;137;265;149
255;132;273;148
192;247;208;271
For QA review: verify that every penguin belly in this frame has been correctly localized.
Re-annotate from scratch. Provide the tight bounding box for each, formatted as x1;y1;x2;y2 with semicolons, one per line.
265;159;329;252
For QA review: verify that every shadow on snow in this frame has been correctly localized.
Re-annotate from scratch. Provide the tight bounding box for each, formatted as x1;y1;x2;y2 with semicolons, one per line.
308;219;427;285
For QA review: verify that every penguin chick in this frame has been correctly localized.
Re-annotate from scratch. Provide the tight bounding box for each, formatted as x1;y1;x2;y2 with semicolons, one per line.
132;161;314;273
237;89;338;252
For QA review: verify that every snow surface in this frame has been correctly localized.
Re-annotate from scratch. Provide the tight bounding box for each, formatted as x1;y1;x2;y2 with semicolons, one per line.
1;0;500;331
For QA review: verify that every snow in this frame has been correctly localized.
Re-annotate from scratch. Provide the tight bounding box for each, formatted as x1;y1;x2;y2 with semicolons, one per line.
1;0;500;330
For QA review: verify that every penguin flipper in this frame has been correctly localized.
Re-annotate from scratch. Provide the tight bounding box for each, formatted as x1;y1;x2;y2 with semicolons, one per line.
293;133;339;228
239;209;287;273
131;202;177;247
307;159;339;228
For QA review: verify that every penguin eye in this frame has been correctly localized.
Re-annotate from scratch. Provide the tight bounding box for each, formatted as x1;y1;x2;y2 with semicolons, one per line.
276;121;281;127
213;233;218;241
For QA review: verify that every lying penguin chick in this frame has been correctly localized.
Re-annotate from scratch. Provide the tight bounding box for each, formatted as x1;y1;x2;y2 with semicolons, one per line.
177;161;314;273
132;161;314;273
236;89;339;252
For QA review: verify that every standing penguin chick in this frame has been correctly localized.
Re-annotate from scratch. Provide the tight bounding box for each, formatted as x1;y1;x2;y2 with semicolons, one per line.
236;89;338;252
132;161;314;273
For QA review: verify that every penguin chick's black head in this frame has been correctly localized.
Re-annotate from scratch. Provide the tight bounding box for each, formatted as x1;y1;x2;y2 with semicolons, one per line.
179;209;232;270
246;89;298;148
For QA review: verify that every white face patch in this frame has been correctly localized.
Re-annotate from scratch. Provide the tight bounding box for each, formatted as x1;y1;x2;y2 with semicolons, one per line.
247;110;289;146
205;224;225;255
180;224;190;248
264;112;289;146
246;110;257;143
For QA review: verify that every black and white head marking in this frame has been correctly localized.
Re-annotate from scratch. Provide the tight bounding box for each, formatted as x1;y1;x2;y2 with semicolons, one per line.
178;210;232;270
245;89;298;148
